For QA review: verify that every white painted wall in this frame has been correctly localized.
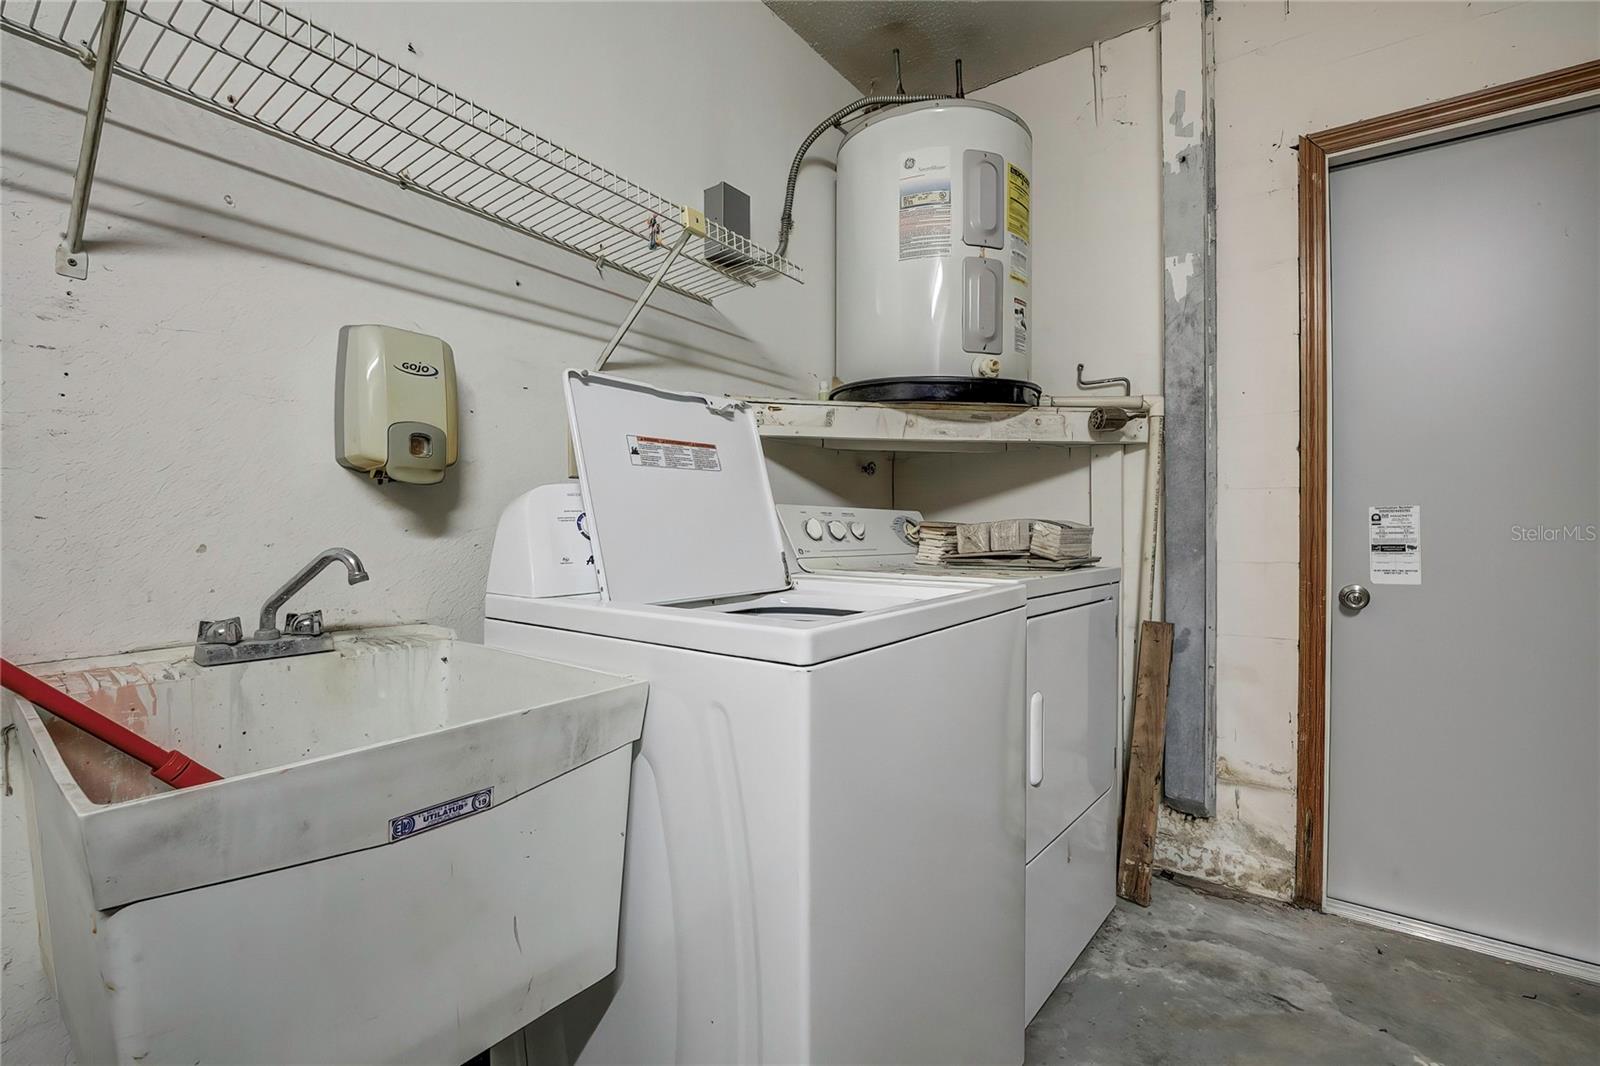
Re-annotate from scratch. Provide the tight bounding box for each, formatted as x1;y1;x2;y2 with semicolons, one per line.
952;22;1163;757
1156;0;1600;899
973;26;1165;401
1;2;855;1057
0;1;856;666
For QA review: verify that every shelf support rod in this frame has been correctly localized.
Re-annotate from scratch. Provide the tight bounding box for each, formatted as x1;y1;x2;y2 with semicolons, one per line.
595;210;707;372
55;0;126;280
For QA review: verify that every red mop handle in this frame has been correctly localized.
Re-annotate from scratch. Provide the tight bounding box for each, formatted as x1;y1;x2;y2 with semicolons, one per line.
1;658;222;788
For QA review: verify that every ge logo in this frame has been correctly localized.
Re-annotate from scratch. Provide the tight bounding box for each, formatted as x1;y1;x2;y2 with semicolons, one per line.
1371;513;1383;523
903;157;915;169
472;792;491;811
392;815;416;837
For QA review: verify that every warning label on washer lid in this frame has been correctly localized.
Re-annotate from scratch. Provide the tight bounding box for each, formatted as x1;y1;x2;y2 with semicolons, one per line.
1369;505;1421;584
628;435;721;471
898;147;952;260
1006;163;1030;242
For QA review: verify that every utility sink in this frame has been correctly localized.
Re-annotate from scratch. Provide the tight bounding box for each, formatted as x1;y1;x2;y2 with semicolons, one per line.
4;625;646;1065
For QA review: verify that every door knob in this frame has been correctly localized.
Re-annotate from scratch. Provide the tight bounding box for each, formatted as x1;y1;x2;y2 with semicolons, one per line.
1338;583;1371;611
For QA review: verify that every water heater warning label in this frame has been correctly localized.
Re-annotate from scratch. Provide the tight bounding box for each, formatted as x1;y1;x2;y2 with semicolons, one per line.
1007;164;1030;242
1009;237;1031;286
628;435;722;472
898;147;952;261
1013;297;1029;356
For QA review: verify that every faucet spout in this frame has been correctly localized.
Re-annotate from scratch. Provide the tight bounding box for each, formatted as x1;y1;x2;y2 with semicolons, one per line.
255;548;370;640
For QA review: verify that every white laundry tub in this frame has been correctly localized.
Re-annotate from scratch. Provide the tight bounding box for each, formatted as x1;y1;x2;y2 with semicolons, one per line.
3;625;646;1065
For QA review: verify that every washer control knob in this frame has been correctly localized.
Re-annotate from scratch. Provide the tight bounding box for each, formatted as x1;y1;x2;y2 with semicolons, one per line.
849;521;867;540
827;520;847;540
803;518;824;541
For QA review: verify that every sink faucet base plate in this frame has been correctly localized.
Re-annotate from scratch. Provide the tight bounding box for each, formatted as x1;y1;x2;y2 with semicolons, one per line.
193;634;335;668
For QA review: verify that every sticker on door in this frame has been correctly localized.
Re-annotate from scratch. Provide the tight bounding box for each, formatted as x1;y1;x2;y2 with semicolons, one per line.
1368;505;1421;585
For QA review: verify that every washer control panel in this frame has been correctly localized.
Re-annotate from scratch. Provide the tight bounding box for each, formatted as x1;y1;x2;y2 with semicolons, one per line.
776;505;923;561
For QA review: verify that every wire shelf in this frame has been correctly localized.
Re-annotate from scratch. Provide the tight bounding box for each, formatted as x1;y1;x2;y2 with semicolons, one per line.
1;0;801;302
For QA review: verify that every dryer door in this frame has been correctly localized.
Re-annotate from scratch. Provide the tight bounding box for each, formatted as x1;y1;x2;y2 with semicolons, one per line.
1024;594;1117;861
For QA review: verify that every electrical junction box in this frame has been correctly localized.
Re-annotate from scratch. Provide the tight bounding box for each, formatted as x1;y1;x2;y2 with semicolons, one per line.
704;181;751;267
335;325;458;485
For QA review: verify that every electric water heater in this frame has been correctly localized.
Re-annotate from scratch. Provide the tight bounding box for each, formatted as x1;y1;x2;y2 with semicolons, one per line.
335;324;458;485
834;99;1036;405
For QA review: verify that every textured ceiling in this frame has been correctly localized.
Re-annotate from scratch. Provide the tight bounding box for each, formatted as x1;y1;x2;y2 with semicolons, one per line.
765;1;1162;94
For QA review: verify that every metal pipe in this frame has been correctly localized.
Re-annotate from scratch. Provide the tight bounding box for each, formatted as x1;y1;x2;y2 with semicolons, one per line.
1137;414;1166;625
56;0;127;278
595;227;693;372
1076;362;1133;396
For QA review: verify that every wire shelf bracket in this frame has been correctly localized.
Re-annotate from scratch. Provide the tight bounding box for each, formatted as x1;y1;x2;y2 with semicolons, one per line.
2;0;802;300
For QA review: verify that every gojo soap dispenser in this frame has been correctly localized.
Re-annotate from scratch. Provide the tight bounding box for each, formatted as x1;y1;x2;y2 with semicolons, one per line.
335;324;458;484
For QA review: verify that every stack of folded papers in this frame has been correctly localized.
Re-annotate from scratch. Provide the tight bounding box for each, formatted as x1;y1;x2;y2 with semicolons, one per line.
913;521;961;565
1027;519;1095;561
912;518;1097;569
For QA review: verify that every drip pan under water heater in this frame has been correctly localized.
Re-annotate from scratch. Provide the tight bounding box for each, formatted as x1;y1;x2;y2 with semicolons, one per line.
830;376;1042;406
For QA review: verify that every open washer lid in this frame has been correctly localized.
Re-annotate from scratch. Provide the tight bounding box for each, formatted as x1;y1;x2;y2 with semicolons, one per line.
563;370;790;604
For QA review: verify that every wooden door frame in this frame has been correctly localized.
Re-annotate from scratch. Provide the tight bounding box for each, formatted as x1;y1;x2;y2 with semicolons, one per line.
1294;60;1600;908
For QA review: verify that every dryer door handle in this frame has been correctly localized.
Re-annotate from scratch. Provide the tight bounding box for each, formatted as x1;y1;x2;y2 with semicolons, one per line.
1027;692;1044;787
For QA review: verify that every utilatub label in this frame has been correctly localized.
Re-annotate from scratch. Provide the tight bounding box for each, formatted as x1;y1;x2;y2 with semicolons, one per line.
389;788;493;842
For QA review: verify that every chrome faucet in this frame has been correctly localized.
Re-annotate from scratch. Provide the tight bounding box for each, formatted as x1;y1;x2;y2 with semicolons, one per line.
195;548;370;667
255;547;369;640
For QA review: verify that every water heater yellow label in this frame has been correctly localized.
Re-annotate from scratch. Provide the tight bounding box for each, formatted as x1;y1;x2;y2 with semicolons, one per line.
1007;164;1031;242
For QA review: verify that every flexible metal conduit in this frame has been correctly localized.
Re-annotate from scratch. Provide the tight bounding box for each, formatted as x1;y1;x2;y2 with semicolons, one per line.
777;94;951;257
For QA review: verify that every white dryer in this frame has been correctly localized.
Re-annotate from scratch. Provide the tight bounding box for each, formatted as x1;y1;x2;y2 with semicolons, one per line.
485;373;1027;1065
778;505;1121;1024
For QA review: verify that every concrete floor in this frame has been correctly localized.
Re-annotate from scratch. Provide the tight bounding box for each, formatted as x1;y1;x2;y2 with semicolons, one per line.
1027;878;1597;1065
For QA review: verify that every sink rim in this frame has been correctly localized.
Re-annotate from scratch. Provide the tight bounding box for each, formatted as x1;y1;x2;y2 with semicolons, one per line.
7;624;648;910
5;623;646;816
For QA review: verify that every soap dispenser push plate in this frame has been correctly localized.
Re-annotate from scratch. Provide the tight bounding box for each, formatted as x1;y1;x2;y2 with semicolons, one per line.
335;324;458;485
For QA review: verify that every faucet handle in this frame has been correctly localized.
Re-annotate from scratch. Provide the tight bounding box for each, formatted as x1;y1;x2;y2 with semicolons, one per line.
284;610;324;637
197;617;243;645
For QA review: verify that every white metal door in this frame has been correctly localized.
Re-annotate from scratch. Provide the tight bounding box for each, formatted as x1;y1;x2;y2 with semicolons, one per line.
1025;595;1117;862
1326;108;1600;971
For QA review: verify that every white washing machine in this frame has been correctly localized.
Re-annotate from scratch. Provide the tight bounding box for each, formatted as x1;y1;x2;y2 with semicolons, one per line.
484;372;1027;1065
778;505;1121;1024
